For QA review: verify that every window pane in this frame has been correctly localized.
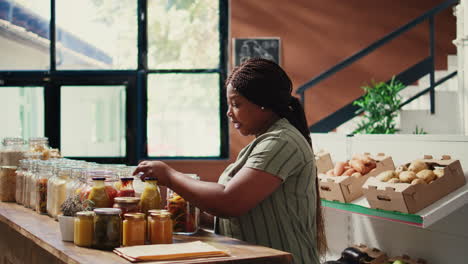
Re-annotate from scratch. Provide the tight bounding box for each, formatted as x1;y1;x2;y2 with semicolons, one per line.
148;73;220;157
148;0;220;69
0;0;50;70
61;85;126;157
56;0;137;70
0;87;44;139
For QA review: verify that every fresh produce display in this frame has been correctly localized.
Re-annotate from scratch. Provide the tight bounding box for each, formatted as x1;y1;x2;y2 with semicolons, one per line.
325;153;377;177
374;160;445;185
167;191;199;234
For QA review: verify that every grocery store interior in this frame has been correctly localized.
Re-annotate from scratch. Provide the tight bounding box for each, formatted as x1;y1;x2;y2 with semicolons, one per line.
1;0;467;263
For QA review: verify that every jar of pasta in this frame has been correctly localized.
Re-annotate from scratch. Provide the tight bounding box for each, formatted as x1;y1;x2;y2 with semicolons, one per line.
93;208;121;250
74;211;94;247
35;161;52;214
122;213;146;246
149;211;173;244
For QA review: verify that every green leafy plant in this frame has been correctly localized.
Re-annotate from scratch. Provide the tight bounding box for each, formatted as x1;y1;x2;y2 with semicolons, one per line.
60;194;94;217
413;125;428;134
353;77;405;134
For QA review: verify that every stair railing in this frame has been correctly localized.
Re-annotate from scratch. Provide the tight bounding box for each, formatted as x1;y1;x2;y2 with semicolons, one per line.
296;0;459;132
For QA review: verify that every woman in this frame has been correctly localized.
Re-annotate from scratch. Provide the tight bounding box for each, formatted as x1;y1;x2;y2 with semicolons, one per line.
134;58;326;264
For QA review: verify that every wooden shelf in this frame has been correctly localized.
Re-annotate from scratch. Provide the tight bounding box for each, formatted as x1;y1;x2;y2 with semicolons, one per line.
0;202;291;264
321;177;468;228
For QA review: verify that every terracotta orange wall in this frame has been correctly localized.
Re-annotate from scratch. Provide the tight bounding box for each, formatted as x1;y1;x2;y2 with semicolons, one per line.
165;0;456;183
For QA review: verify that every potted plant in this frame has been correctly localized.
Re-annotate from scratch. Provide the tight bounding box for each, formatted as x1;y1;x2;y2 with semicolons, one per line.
58;194;93;242
352;77;405;134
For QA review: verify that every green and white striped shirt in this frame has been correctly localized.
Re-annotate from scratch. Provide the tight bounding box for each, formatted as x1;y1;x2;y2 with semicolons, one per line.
217;118;319;264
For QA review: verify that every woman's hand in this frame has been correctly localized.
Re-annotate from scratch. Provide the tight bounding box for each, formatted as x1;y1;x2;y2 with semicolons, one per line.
133;160;173;187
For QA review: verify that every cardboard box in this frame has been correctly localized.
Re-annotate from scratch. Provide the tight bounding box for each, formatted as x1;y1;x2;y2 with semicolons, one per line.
353;244;388;264
388;254;427;264
363;155;466;214
318;153;395;203
315;151;334;174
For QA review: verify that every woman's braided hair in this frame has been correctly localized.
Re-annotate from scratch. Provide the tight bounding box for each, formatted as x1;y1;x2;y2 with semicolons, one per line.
226;57;327;256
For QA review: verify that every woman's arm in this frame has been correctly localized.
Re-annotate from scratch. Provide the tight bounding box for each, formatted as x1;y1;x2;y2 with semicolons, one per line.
134;161;282;217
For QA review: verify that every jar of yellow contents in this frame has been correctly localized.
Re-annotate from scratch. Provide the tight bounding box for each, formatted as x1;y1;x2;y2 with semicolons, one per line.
139;177;161;215
74;211;94;247
146;209;168;242
149;211;173;244
122;213;146;246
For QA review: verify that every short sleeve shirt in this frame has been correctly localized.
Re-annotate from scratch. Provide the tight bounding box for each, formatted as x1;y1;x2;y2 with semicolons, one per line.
217;118;319;264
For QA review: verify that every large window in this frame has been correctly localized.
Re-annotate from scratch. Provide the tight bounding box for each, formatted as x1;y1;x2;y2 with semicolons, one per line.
0;0;228;164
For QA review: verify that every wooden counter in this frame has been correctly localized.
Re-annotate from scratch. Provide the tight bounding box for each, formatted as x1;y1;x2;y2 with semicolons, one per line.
0;202;292;264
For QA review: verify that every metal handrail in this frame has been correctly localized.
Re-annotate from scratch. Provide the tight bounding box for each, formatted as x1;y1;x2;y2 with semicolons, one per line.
296;0;458;99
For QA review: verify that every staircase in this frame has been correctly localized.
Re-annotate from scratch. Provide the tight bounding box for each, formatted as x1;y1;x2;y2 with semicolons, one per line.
336;55;463;134
296;0;462;135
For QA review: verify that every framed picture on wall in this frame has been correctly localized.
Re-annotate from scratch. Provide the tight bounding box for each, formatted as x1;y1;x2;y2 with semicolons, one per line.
233;37;281;67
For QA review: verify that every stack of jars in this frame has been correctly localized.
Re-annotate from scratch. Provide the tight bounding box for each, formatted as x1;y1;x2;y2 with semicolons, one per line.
74;208;174;249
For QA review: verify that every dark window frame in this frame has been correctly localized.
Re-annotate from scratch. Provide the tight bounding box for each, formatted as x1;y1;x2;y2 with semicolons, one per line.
0;0;229;164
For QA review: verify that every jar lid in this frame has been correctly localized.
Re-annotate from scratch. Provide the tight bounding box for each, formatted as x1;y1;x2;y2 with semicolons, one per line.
124;213;145;220
92;177;106;181
94;208;121;215
148;209;168;215
76;211;94;218
114;197;140;204
120;177;134;181
150;211;172;219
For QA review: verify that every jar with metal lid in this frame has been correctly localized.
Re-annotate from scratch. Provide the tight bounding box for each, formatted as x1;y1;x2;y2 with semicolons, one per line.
122;213;146;246
149;211;173;244
113;197;140;216
139;177;161;216
48;166;71;219
35;161;53;214
28;137;49;160
74;211;94;247
167;174;200;234
93;208;122;250
28;160;40;209
1;137;26;167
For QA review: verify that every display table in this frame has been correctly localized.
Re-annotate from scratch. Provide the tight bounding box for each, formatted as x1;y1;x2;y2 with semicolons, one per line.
0;202;292;264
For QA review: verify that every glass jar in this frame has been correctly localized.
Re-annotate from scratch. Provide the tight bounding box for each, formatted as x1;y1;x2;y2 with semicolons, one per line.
113;197;140;216
166;175;200;234
0;166;17;202
28;160;39;210
149;211;173;244
28;137;49;160
1;137;26;167
139;177;161;215
93;208;122;250
66;167;83;199
122;213;146;246
15;160;27;205
147;209;168;242
87;177;111;208
35;161;52;214
74;211;94;247
116;177;135;197
48;167;71;219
